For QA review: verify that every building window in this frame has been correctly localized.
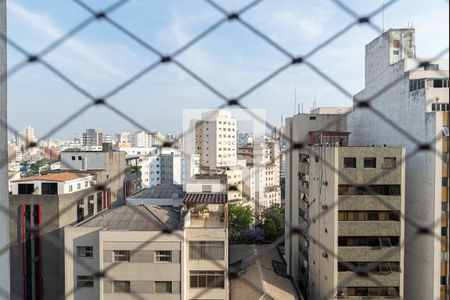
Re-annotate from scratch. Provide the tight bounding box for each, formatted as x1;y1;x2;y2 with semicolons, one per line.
425;64;439;71
363;157;376;168
69;185;73;192
155;250;172;262
77;183;81;189
77;276;94;288
97;192;103;213
443;177;449;187
18;183;34;195
343;157;356;168
155;281;172;293
338;184;400;196
72;156;76;160
113;281;130;293
189;241;224;260
338;236;399;247
433;79;449;88
392;39;400;48
382;157;396;168
88;195;94;217
77;199;84;223
113;250;130;262
41;182;58;194
77;246;93;258
338;211;400;221
78;156;82;160
190;271;225;288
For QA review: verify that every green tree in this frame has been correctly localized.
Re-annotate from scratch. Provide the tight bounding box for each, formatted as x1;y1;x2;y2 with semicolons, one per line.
228;203;254;240
261;203;285;241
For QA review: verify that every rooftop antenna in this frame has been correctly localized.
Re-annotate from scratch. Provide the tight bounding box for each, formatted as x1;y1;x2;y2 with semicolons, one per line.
294;86;297;114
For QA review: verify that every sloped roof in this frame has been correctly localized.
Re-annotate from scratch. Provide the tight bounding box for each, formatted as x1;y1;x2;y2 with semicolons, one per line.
130;184;184;199
77;204;182;231
13;172;90;182
183;193;227;204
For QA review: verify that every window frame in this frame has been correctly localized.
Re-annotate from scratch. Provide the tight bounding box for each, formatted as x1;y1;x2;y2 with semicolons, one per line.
113;250;130;262
363;157;377;168
343;157;357;168
155;281;172;293
77;246;93;258
155;250;172;263
77;275;94;288
113;281;130;293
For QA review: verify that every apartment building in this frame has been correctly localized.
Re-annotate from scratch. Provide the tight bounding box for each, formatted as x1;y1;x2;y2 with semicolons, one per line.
349;29;449;300
65;180;228;300
8;171;117;300
238;140;282;214
82;129;111;147
16;125;37;154
194;110;237;171
291;144;405;299
161;147;183;185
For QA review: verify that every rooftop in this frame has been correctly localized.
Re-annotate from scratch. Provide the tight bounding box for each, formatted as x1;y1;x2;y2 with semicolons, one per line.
12;172;90;183
130;184;184;199
77;204;182;231
183;192;228;204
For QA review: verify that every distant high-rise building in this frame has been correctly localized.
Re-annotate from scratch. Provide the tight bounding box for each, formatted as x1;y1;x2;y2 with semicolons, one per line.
82;129;111;147
349;29;449;300
115;132;130;144
16;125;37;153
130;130;150;148
194;110;237;171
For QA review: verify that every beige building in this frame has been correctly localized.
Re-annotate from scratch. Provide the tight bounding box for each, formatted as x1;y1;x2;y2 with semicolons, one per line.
287;143;405;299
239;139;282;214
65;182;229;300
194;110;237;171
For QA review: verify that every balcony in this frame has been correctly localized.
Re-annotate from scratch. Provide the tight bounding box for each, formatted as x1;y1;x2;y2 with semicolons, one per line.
339;221;400;236
185;210;226;228
338;246;400;262
338;271;400;287
338;195;401;211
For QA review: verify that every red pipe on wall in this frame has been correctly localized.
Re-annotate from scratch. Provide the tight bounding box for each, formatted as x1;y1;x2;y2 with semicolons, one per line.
21;203;26;299
37;203;43;300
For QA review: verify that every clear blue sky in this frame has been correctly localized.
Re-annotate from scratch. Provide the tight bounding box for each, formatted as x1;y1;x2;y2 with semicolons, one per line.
6;0;449;140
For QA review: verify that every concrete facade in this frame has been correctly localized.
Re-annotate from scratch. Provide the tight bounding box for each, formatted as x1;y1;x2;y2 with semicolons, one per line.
9;150;132;299
285;111;348;291
65;182;229;300
349;29;449;300
289;145;405;299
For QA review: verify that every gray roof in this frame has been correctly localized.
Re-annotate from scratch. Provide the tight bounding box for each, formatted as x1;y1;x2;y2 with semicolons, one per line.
130;184;184;199
77;204;182;231
183;193;227;204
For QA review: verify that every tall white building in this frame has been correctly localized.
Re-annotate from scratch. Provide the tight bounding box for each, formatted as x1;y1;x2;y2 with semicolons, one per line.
240;140;281;214
194;110;237;171
16;125;37;153
130;130;150;148
349;29;449;300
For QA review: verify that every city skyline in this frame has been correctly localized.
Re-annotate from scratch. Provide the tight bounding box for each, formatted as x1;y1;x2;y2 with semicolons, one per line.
6;0;449;139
